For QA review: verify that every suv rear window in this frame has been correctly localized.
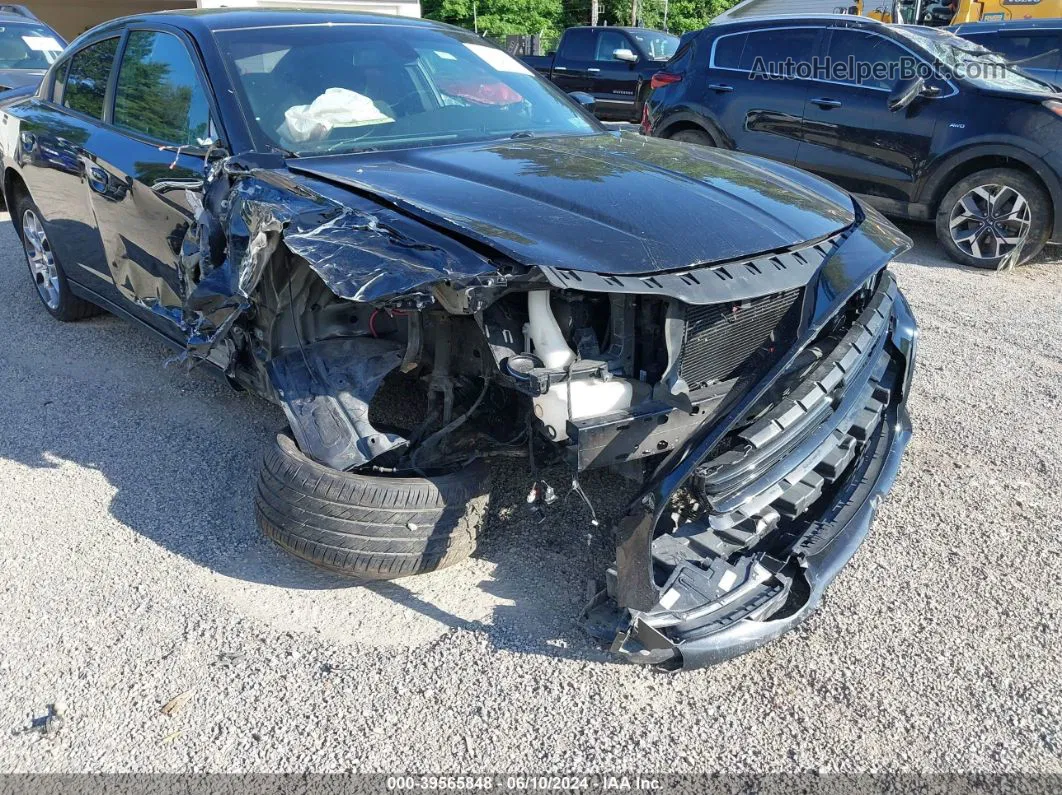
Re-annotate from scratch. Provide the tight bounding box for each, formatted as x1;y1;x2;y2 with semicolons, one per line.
713;33;747;69
63;37;119;120
739;28;819;75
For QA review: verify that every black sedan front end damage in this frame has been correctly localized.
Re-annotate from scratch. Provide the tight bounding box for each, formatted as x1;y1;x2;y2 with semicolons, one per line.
580;206;917;669
0;4;918;669
172;138;916;671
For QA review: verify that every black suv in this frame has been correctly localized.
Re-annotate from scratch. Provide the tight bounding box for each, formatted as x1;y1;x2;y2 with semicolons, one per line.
645;15;1062;269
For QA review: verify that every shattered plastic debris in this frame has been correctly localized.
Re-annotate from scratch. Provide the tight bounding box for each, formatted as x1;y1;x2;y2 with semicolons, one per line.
160;689;194;717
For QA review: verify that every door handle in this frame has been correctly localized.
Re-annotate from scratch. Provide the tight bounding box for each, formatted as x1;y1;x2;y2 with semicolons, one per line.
811;97;843;109
708;83;734;93
554;66;567;71
152;178;204;194
87;165;109;194
587;67;601;73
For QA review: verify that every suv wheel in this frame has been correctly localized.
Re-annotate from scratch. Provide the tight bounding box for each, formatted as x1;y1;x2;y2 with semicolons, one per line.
669;128;714;147
15;194;102;321
255;430;490;579
936;168;1051;269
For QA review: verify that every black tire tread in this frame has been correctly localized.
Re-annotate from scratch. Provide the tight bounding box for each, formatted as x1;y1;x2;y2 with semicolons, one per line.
255;431;489;579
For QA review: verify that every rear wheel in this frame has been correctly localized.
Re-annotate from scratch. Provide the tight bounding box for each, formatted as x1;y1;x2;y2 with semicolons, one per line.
669;128;714;148
935;168;1051;269
255;430;490;579
15;194;101;321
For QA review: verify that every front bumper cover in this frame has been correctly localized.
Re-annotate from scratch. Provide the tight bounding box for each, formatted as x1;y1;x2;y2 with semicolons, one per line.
588;268;918;670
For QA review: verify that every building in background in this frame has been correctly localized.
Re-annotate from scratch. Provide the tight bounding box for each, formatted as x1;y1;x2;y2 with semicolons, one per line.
27;0;420;42
27;1;195;40
712;0;856;19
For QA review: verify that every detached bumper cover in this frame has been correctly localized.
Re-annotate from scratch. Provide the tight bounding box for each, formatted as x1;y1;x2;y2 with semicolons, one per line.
588;272;918;670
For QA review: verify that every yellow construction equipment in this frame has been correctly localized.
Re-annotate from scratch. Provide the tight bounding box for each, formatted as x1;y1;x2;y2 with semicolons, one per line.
850;0;1060;25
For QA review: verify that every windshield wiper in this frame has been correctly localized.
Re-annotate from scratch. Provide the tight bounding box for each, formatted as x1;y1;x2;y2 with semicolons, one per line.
509;131;535;139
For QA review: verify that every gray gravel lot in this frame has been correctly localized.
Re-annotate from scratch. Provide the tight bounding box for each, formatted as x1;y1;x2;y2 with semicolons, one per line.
0;211;1060;774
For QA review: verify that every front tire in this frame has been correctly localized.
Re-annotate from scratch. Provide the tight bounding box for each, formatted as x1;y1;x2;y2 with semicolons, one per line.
255;431;490;579
935;168;1051;270
14;193;101;321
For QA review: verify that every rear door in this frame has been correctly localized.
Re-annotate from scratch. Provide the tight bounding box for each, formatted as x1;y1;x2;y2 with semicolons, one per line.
11;35;121;302
795;26;945;203
703;25;821;163
87;26;218;338
549;28;596;95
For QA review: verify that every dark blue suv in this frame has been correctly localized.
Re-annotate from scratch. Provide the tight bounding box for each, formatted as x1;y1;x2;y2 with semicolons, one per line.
645;15;1062;269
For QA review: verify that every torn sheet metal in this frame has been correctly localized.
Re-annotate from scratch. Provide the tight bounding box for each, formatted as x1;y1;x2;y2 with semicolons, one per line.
268;337;406;471
178;154;500;356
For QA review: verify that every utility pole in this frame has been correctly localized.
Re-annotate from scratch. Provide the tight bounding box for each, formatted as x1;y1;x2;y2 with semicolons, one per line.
663;0;669;29
590;0;599;26
630;0;638;25
473;0;478;33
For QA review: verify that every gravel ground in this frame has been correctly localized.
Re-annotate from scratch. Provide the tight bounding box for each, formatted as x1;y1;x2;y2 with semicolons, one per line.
0;211;1060;775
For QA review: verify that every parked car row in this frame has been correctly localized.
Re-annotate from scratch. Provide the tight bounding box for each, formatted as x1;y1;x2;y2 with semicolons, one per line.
644;15;1062;269
521;26;679;122
0;5;65;91
0;9;920;670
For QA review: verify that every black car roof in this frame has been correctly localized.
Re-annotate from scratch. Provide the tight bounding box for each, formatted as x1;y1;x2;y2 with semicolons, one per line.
705;13;891;31
949;18;1062;34
0;13;50;25
69;8;444;45
567;26;676;34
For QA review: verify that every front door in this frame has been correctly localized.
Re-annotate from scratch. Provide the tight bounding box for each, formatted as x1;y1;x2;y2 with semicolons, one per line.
795;27;943;203
588;28;640;119
86;27;215;339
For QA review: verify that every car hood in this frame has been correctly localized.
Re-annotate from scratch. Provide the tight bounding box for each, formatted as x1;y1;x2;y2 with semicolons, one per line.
288;132;855;276
0;69;44;91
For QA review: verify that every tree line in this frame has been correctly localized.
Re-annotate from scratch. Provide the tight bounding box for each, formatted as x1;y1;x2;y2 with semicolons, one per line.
421;0;743;44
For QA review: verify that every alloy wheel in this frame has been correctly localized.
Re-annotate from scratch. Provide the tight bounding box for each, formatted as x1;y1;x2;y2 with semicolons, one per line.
21;208;61;310
948;183;1032;262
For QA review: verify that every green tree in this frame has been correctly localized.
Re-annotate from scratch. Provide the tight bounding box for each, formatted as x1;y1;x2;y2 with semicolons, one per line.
423;0;565;38
423;0;743;42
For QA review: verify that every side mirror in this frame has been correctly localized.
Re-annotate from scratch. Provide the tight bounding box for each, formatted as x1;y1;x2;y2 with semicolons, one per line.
568;91;596;114
888;76;926;112
613;48;638;63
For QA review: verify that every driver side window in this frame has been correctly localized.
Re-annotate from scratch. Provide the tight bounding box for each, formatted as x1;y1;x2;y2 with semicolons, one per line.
595;30;631;62
112;30;212;146
825;29;912;90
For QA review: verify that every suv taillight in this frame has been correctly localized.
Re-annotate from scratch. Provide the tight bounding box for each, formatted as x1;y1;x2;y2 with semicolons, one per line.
650;72;682;90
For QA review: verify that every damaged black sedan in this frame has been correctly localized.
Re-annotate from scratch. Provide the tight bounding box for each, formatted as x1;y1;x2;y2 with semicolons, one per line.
0;10;918;669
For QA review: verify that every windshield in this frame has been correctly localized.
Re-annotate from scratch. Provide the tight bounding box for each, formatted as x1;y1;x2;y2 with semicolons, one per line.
895;26;1057;93
214;24;599;157
0;23;64;70
630;31;679;61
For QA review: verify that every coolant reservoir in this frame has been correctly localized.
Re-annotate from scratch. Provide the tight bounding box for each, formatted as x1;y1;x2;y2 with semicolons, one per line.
533;379;634;442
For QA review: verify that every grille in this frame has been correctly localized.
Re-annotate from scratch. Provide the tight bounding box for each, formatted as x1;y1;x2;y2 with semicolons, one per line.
679;288;803;389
